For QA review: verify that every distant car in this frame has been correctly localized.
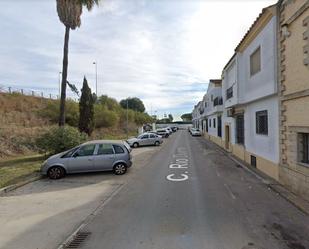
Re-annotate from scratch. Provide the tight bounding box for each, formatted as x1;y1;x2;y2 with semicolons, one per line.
191;128;202;136
171;126;178;132
127;133;163;148
155;129;170;138
165;127;173;134
41;140;132;179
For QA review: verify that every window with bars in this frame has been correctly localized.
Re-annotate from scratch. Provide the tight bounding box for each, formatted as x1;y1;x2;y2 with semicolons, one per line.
256;110;268;135
250;46;261;76
226;86;233;99
236;114;244;144
298;133;309;164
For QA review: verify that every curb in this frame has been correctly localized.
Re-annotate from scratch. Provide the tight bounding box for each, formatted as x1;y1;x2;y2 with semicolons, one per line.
201;137;309;215
0;175;43;196
57;184;124;249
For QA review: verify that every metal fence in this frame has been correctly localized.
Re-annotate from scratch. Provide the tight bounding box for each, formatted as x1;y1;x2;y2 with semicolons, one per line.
0;85;78;102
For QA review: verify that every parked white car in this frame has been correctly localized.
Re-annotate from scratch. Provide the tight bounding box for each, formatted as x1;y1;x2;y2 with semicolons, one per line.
155;129;170;138
190;128;202;136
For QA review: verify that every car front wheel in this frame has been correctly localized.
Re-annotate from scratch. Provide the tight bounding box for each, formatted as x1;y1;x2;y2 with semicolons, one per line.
113;163;127;175
133;142;139;148
48;166;65;180
154;141;160;146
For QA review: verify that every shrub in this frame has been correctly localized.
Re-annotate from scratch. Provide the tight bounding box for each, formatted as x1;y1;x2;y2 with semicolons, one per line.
94;105;119;128
36;126;87;154
38;100;79;127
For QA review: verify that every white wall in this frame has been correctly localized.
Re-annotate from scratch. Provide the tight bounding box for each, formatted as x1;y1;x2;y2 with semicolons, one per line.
207;114;218;137
244;95;279;163
223;58;238;108
238;16;277;104
222;111;236;145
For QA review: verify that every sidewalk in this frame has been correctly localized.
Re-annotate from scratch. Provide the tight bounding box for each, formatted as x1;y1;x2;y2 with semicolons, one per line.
203;137;309;215
0;146;161;249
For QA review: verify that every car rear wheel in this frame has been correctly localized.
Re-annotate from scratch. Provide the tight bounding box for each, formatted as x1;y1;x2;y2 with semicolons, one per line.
48;166;65;180
113;163;127;175
154;141;160;146
165;134;169;138
133;142;139;148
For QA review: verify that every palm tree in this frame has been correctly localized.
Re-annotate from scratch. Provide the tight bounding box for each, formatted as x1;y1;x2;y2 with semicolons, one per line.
56;0;100;126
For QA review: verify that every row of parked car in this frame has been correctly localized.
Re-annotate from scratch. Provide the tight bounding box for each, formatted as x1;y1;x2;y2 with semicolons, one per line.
41;126;179;180
126;126;178;148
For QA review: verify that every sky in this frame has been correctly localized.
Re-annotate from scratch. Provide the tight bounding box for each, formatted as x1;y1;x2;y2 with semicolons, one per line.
0;0;277;120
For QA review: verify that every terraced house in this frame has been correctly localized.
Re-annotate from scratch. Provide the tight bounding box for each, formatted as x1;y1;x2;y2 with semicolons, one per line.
278;0;309;201
193;1;309;200
222;4;280;180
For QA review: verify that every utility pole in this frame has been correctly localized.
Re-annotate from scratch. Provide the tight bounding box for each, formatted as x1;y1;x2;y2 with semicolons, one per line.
93;61;98;96
58;72;62;98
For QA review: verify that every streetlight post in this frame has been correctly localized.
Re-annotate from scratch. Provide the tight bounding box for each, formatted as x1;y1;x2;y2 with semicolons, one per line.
93;61;98;96
126;98;129;139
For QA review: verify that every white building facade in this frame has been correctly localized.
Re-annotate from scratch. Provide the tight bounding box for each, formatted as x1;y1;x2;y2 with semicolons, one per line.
192;5;280;181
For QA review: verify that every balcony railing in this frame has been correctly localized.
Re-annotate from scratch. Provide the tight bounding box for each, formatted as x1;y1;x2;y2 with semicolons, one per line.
226;86;233;100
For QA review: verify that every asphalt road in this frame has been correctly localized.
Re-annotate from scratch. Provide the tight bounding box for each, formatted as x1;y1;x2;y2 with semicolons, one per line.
74;130;309;249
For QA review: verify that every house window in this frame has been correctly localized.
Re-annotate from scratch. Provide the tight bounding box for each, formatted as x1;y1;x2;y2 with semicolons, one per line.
226;86;233;99
298;133;309;164
250;46;261;76
213;118;216;128
256;110;268;135
209;119;212;127
214;97;223;106
236;114;244;144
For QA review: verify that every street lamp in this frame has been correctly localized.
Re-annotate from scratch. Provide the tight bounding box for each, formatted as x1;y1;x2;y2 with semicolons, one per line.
126;98;129;139
93;61;98;96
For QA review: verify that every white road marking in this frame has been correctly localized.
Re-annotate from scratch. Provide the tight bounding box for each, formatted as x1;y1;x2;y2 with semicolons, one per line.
167;147;190;182
224;183;236;200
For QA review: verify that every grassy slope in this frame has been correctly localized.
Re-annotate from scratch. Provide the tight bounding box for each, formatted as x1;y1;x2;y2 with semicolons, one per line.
0;93;50;158
0;93;139;187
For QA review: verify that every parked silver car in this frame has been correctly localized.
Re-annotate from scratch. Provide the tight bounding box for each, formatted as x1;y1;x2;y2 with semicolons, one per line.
127;133;163;148
41;140;132;179
155;129;170;138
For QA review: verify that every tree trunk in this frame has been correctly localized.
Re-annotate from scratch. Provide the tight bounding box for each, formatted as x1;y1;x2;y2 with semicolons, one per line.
59;25;70;126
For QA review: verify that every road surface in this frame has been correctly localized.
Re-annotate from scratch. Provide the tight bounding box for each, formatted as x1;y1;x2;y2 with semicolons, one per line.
68;130;309;249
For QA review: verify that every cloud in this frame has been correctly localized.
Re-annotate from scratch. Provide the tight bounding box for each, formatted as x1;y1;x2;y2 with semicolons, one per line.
0;0;277;119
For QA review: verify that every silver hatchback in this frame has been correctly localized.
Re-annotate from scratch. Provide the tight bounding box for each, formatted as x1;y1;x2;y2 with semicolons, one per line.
41;140;132;179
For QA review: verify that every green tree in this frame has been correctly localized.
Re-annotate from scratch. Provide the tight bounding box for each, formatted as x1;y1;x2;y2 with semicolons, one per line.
168;114;173;122
181;113;192;122
98;95;120;111
57;0;100;126
79;77;95;135
120;97;145;113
